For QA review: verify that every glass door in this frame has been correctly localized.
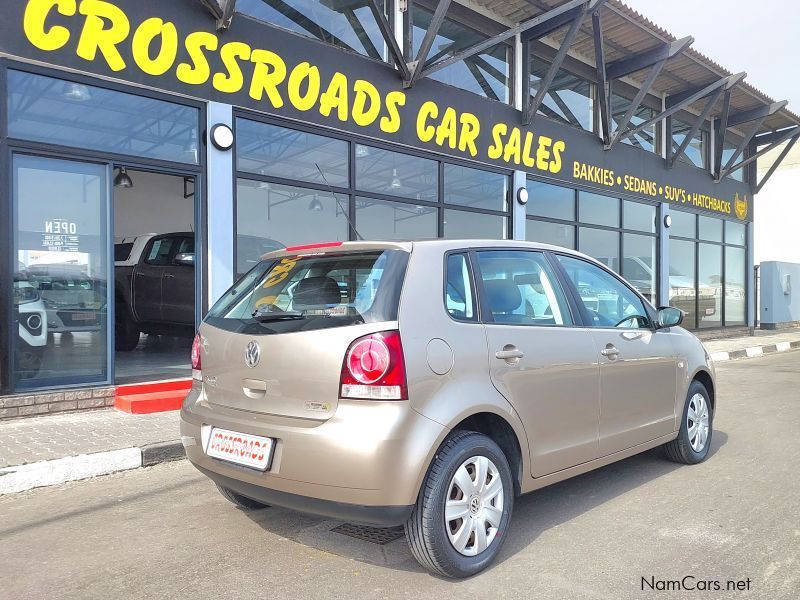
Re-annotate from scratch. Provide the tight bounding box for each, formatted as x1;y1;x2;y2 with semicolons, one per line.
12;155;112;390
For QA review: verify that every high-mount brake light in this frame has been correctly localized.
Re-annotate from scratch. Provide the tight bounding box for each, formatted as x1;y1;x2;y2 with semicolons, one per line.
340;331;407;400
284;241;344;252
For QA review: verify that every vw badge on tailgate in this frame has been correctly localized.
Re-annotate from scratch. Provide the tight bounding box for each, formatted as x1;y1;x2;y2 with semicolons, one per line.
244;340;261;368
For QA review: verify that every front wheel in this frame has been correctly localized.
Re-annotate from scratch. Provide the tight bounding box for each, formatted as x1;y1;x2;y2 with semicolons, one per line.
115;302;141;351
405;431;514;578
663;380;713;464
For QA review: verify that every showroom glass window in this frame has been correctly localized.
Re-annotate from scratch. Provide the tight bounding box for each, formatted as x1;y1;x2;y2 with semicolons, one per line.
529;53;593;131
235;118;511;276
720;140;745;182
610;92;658;152
670;117;707;169
412;3;512;103
668;210;748;329
7;71;200;165
524;181;657;304
237;0;389;60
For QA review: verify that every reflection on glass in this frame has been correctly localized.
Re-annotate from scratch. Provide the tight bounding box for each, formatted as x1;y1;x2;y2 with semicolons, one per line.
669;210;696;239
356;198;437;241
413;6;511;103
579;227;619;272
526;180;574;220
8;71;199;164
725;220;746;246
671;118;706;169
669;239;697;329
699;216;723;242
236;119;349;187
443;210;506;239
237;0;387;59
13;155;109;389
698;243;722;329
611;93;657;151
624;201;656;233
579;192;619;228
725;246;746;326
530;57;593;131
443;165;508;211
235;179;349;276
526;220;575;249
355;146;438;201
623;234;656;304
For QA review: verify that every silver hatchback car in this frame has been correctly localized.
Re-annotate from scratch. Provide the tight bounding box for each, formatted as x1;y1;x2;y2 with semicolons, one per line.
181;240;715;578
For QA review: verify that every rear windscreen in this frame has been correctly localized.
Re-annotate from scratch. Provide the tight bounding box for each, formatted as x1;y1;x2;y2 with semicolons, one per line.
205;250;408;334
114;243;133;262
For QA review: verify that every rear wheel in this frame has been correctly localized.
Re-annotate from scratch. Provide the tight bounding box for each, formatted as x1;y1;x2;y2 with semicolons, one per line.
115;301;140;351
215;484;270;510
405;431;513;578
663;380;713;464
15;341;43;379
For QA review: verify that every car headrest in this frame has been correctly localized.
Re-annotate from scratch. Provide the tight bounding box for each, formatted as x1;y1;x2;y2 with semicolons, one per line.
483;279;521;314
514;272;541;286
293;276;341;309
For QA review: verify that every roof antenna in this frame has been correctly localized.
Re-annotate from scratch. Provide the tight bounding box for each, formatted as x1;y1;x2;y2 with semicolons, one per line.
314;163;364;241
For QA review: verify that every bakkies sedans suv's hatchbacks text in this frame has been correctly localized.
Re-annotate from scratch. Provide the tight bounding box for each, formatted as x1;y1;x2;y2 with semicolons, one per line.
181;240;715;578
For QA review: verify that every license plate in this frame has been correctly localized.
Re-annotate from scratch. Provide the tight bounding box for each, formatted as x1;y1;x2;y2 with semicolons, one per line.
205;428;274;471
705;308;715;315
71;312;96;321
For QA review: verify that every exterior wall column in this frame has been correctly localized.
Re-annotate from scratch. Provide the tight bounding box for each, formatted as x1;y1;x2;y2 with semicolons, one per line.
658;202;671;308
206;102;235;307
513;171;527;241
747;221;755;329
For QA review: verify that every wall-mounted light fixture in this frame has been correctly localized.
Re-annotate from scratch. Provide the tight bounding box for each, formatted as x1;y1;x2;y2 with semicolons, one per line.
664;214;673;228
209;123;234;151
516;187;529;205
114;167;133;189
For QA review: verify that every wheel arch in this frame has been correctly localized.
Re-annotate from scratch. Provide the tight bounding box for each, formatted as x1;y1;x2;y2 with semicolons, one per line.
691;368;716;411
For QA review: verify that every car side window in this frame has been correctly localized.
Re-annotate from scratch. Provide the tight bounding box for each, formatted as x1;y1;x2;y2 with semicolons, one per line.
176;237;194;255
445;253;476;321
476;251;572;326
557;255;650;329
145;237;177;266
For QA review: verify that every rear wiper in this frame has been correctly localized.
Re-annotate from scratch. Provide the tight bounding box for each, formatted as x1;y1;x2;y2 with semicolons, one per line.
251;307;305;322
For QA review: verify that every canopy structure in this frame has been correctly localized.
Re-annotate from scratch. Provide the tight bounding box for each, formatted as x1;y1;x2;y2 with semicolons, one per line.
197;0;799;189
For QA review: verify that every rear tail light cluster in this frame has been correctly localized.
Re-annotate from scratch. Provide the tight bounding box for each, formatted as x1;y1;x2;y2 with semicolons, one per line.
340;331;407;400
191;334;202;381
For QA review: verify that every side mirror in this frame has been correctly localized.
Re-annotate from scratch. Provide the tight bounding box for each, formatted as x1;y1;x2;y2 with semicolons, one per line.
657;306;684;329
173;253;195;267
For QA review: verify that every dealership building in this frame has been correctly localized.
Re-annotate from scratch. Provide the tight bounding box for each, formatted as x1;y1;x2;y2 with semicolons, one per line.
0;0;798;414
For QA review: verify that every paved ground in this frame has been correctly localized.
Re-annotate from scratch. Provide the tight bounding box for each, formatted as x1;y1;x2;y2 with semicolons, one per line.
0;410;179;468
1;352;798;599
702;328;800;355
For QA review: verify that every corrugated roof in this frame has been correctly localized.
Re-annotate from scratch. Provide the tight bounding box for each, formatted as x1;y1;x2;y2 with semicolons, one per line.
466;0;800;134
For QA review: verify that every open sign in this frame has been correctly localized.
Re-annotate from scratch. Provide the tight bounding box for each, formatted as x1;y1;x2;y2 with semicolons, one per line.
45;220;77;235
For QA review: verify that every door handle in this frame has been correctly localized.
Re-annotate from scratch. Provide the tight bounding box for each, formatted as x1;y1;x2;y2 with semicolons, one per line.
242;378;267;399
164;273;175;279
600;344;620;359
495;345;524;362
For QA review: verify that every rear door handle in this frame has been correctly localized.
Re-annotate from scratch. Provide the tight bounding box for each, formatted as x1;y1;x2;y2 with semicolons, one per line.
164;273;175;279
495;345;524;361
600;344;620;359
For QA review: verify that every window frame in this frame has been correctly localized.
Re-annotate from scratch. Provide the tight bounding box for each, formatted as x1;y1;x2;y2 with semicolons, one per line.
442;250;479;323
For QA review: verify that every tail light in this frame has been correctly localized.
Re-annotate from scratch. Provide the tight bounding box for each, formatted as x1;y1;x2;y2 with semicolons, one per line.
191;334;202;380
340;331;407;400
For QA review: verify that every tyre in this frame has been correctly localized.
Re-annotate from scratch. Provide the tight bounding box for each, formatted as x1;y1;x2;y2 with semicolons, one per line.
663;380;713;464
215;484;270;510
15;341;43;379
115;302;141;351
405;431;514;578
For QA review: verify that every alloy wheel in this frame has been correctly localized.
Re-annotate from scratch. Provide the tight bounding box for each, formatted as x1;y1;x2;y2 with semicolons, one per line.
687;393;710;452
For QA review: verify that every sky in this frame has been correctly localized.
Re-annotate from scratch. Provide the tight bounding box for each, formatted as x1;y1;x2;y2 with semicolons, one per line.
627;0;800;111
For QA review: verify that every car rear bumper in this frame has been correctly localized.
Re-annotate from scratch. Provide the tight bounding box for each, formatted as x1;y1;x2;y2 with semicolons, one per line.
180;383;445;524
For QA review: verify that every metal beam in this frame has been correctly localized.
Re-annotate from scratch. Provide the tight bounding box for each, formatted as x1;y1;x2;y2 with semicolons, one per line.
719;115;767;179
367;0;411;80
421;0;603;79
617;73;742;144
606;36;693;79
714;88;733;177
668;71;745;108
525;2;591;125
727;100;788;128
756;134;799;193
722;126;800;178
669;87;723;168
593;10;610;144
406;0;452;87
607;57;666;148
521;3;587;42
196;0;236;29
754;126;800;146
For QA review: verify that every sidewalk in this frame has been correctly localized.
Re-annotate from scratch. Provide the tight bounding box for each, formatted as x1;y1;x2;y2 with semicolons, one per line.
2;327;798;495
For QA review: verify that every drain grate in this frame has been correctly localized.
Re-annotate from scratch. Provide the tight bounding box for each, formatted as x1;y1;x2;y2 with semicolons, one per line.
331;523;405;544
